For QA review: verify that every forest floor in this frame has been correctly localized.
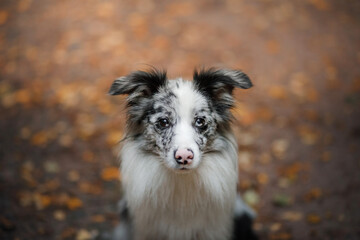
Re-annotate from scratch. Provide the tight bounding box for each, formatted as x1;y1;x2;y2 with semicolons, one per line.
1;0;360;239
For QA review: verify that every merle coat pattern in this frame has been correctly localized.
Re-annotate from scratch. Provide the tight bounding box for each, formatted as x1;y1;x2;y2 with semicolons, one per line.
109;68;257;240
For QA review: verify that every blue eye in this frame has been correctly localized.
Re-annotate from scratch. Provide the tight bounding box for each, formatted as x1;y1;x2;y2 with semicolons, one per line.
195;117;206;129
156;118;170;129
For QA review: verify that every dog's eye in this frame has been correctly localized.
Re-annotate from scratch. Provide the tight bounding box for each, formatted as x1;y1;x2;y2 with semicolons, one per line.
156;118;170;129
194;117;206;129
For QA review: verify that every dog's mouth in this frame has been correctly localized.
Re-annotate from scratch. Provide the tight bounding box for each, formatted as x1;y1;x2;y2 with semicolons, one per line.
172;165;193;173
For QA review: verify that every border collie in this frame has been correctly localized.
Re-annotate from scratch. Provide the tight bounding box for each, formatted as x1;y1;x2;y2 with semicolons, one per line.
109;68;257;240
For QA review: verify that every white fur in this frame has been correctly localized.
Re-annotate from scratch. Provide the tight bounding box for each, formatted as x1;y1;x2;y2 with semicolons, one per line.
121;133;238;240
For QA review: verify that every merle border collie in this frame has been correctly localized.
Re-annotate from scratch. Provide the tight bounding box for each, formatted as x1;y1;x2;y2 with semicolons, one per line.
109;68;257;240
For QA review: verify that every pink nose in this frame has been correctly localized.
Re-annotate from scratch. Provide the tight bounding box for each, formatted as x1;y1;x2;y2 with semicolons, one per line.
174;148;194;165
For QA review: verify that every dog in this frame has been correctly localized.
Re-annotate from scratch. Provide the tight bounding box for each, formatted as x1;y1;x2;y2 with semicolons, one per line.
108;68;257;240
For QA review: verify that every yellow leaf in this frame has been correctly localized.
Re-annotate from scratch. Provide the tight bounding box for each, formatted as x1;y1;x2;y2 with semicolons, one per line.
106;131;123;146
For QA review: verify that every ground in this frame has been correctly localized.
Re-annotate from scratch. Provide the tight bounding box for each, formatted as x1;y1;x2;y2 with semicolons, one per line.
0;0;360;239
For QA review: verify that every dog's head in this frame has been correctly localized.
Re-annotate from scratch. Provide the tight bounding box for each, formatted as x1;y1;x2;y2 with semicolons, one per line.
109;68;252;172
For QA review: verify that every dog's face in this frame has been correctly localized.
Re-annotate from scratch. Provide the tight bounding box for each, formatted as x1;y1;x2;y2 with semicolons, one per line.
109;68;252;172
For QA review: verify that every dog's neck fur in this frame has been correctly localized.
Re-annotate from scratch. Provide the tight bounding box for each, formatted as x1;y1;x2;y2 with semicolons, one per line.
120;132;238;240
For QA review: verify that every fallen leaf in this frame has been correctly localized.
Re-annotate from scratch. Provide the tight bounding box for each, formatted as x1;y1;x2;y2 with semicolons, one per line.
1;93;16;108
255;106;274;122
306;213;321;224
61;228;76;239
82;151;95;162
66;197;83;210
281;211;303;221
238;152;253;170
232;103;256;126
40;179;60;191
266;40;280;54
259;153;272;164
17;0;32;12
20;161;36;185
30;131;48;146
350;77;360;92
306;88;319;102
76;229;92;240
68;170;80;182
59;133;73;147
91;215;105;223
101;167;120;181
271;139;289;159
0;11;8;25
304;109;320;122
272;193;292;207
320;151;331;162
279;162;309;181
0;217;16;231
15;89;31;104
269;232;292;240
96;2;114;18
304;188;323;202
257;172;269;185
18;191;33;207
243;189;260;207
33;193;52;210
106;131;123;146
297;125;320;145
289;72;313;102
270;222;282;232
53;210;66;221
307;0;330;11
44;160;60;173
19;127;31;139
79;182;103;195
277;178;291;188
268;85;287;100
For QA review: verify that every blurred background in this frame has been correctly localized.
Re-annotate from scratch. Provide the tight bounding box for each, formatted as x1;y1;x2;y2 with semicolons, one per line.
1;0;360;239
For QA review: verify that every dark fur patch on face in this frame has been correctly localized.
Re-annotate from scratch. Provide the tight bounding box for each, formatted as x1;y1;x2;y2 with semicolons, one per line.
108;69;168;134
193;68;252;124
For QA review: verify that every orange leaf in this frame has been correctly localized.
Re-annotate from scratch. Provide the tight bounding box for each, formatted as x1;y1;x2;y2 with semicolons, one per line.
101;167;120;181
268;85;287;100
306;213;321;224
66;197;83;210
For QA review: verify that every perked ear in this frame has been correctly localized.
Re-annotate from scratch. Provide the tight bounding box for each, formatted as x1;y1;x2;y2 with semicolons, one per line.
108;69;167;98
193;68;253;121
193;68;252;93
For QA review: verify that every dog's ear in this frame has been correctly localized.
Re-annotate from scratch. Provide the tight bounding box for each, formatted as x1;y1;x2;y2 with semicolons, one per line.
194;68;252;102
194;68;252;121
108;69;167;100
